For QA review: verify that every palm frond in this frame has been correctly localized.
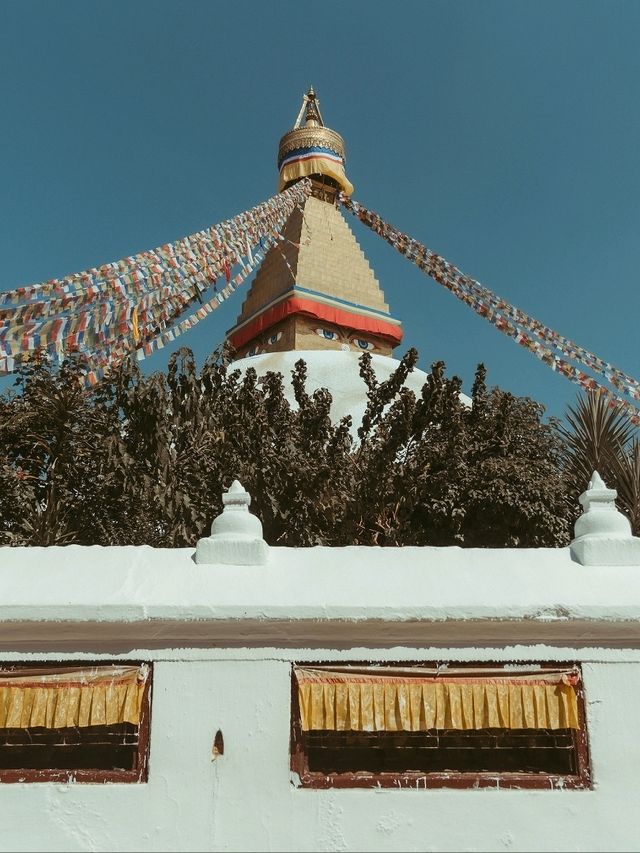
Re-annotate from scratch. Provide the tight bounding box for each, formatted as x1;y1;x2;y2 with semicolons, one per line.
560;392;636;492
609;440;640;535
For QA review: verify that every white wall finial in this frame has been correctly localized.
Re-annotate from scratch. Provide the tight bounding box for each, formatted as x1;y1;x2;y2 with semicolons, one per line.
222;479;252;509
195;480;269;566
570;471;640;565
588;470;607;491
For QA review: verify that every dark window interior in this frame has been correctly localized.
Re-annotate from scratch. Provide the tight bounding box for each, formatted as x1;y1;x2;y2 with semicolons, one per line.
304;729;577;776
0;724;139;772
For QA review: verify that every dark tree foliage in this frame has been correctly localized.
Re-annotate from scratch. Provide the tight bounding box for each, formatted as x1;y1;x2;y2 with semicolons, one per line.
0;348;573;548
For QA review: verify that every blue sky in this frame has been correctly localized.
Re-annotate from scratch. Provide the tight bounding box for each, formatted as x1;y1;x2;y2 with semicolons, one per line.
1;0;639;421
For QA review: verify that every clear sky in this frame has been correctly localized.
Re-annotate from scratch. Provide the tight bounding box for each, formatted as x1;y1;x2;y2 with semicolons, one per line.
1;0;639;421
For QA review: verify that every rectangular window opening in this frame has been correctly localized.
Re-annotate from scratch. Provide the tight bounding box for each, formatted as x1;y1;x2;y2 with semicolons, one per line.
0;662;152;783
290;662;590;790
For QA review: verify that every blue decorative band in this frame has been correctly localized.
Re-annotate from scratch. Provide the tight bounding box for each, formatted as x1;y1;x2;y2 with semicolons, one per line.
278;146;344;170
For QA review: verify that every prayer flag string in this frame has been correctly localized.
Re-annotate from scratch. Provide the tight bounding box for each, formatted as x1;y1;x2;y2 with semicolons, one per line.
0;181;312;382
341;195;640;424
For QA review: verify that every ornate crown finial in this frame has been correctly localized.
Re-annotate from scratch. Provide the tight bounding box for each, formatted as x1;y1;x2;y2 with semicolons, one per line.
279;88;353;195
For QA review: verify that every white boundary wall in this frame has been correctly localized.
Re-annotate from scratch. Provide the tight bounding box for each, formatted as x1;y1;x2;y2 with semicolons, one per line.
0;646;637;852
1;538;640;852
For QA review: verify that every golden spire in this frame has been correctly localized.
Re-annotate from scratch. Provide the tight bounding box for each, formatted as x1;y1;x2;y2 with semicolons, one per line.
278;88;354;196
292;86;324;129
304;96;320;127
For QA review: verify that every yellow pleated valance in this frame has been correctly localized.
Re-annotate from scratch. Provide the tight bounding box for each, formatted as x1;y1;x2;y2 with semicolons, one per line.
0;665;148;730
278;158;354;196
295;667;580;732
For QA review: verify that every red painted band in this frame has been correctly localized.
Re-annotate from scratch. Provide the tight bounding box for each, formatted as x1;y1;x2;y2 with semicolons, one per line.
228;296;403;350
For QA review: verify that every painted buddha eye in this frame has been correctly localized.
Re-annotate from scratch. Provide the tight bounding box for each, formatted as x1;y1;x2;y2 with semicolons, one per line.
355;338;375;351
267;331;283;345
247;346;260;357
316;328;338;341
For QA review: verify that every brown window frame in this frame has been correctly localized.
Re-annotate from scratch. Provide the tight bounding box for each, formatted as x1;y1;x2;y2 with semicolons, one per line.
290;661;591;790
0;661;152;784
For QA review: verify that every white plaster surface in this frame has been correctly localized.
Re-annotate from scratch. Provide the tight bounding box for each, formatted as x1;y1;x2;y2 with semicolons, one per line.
231;349;472;431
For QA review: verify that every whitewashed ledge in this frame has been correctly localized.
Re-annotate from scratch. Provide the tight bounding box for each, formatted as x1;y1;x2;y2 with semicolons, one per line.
1;472;640;651
1;543;640;650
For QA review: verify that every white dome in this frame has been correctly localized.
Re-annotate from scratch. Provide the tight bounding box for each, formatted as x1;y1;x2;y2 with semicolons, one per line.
231;350;471;433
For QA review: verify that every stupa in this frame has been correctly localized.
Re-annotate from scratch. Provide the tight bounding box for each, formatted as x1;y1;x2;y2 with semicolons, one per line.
228;88;462;426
